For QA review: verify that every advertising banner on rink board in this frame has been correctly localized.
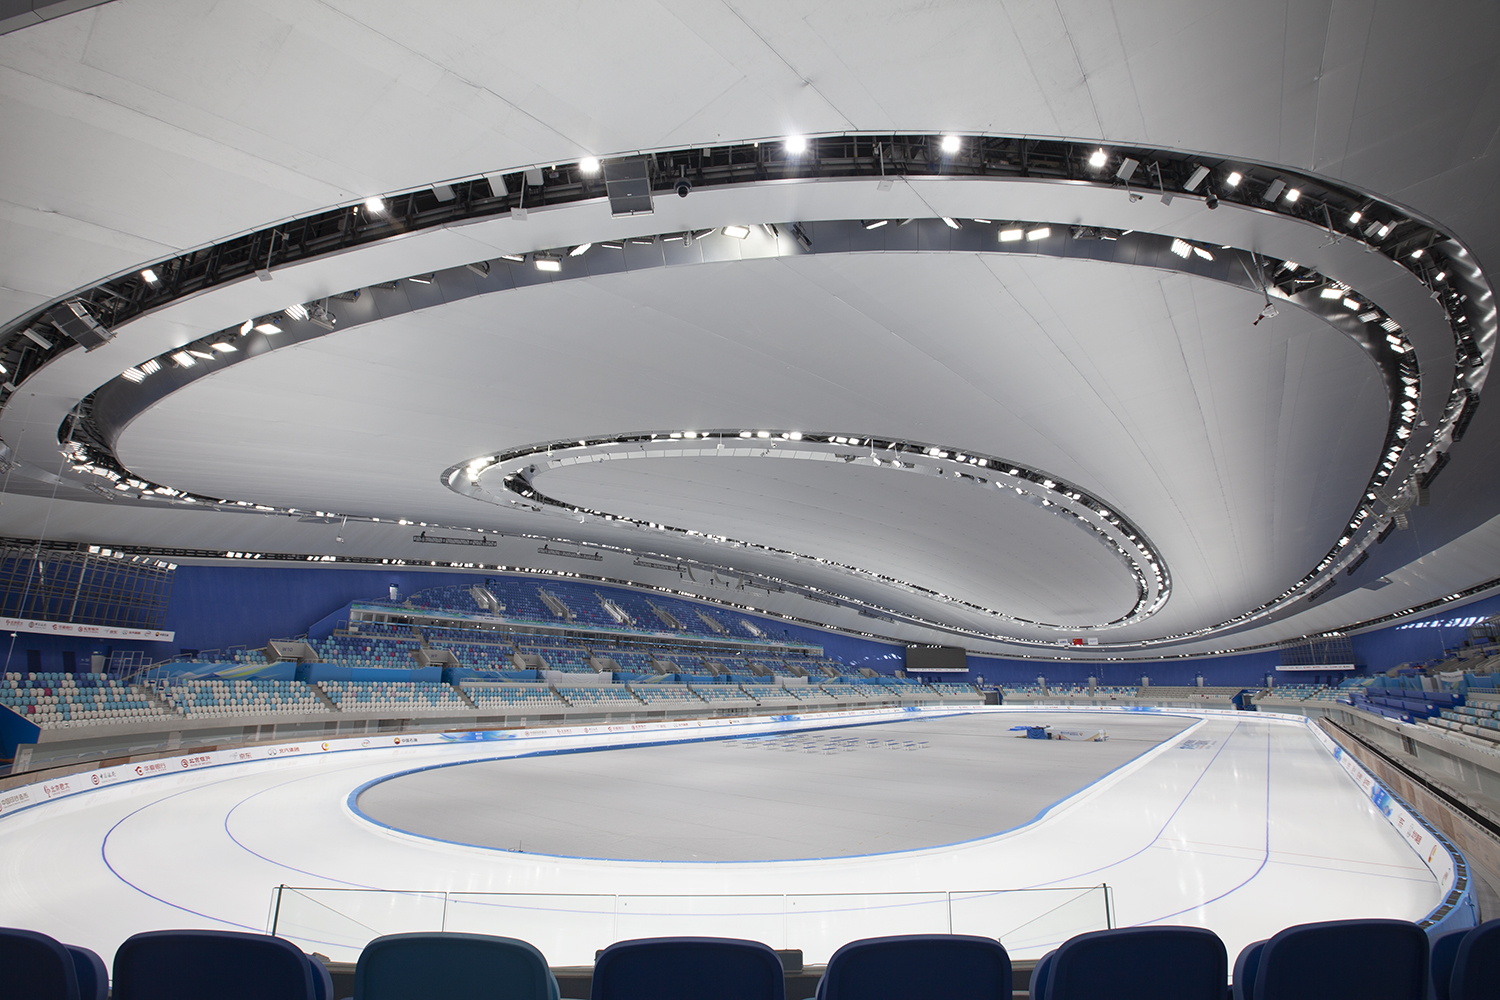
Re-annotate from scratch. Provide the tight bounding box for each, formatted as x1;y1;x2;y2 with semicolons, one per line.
0;616;174;642
0;705;935;818
1310;722;1456;895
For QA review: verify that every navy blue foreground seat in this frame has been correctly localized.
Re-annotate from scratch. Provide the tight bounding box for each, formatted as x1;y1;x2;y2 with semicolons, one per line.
1449;918;1500;1000
1029;950;1056;1000
1251;919;1426;1000
1043;926;1227;1000
592;937;783;1000
816;934;1011;1000
0;927;81;1000
67;943;109;1000
1231;939;1266;1000
113;929;318;1000
354;932;559;1000
1428;929;1469;1000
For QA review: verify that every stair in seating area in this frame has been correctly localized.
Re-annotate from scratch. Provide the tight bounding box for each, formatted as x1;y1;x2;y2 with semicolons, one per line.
537;589;575;622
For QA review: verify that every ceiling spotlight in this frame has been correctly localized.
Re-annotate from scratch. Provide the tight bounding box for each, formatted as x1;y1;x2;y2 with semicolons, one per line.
940;135;961;154
188;349;214;360
1343;297;1360;310
863;220;888;230
579;156;600;174
1025;227;1050;241
466;260;491;277
569;243;592;256
284;303;309;321
784;135;807;154
1115;158;1139;181
140;268;160;285
212;341;237;352
121;367;146;383
255;322;281;334
1284;188;1301;203
500;253;525;262
1192;247;1213;260
1089;148;1107;168
1170;238;1192;258
999;228;1023;242
1376;224;1391;239
1320;287;1343;299
407;274;434;284
1434;271;1446;282
535;256;561;272
941;217;960;229
1409;249;1424;259
139;358;161;375
1225;171;1243;187
1183;165;1210;192
1348;210;1363;225
171;351;196;368
240;320;254;335
364;197;385;213
722;225;751;239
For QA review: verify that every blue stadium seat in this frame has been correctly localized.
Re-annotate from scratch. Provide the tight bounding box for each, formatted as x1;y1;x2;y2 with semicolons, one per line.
308;953;334;1000
816;934;1011;1000
1449;918;1500;1000
1044;926;1226;1000
0;927;81;1000
353;932;558;1000
1232;939;1266;1000
1029;949;1056;1000
592;937;784;1000
1428;929;1468;1000
67;943;109;1000
1252;919;1426;1000
112;929;317;1000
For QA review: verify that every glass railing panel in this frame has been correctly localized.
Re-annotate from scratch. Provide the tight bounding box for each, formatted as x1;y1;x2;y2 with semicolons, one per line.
614;894;787;951
445;892;615;967
785;892;950;964
269;887;446;962
950;886;1111;957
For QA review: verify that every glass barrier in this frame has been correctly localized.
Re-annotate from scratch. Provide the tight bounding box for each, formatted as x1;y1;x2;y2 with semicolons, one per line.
269;884;1113;966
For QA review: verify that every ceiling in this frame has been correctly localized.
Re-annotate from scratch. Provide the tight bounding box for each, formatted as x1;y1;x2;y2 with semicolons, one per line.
1;0;1499;659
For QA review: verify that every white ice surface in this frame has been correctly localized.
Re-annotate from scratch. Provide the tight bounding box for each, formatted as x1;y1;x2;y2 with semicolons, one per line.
0;708;1441;968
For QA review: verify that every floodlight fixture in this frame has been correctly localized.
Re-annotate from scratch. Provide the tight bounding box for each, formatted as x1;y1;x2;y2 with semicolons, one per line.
139;358;161;375
569;243;591;257
212;342;237;352
1320;286;1343;299
240;320;254;335
500;253;525;262
407;274;434;284
284;303;309;321
722;225;751;239
1225;171;1242;187
1434;271;1447;282
140;268;160;285
466;260;491;277
863;220;888;230
1193;247;1213;260
1343;297;1360;310
1170;238;1192;258
1183;165;1210;191
784;135;807;154
1115;158;1139;181
22;326;54;348
941;217;960;229
1284;188;1301;203
364;197;385;213
255;322;282;334
535;256;561;272
1376;224;1391;239
171;351;196;368
1410;249;1424;259
1025;227;1050;241
940;135;961;154
579;156;600;174
1348;210;1363;225
1089;148;1107;168
121;367;146;383
999;228;1023;242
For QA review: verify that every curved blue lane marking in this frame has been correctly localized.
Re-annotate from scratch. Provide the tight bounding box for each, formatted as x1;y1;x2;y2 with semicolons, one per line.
342;713;1199;864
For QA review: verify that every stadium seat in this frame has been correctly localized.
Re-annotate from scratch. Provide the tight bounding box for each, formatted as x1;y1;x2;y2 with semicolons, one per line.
1043;926;1226;1000
1232;939;1266;1000
67;944;109;1000
1448;918;1500;1000
308;953;334;1000
1029;949;1056;1000
816;934;1011;1000
1428;928;1468;1000
353;932;559;1000
1252;919;1426;1000
592;937;784;1000
112;929;318;1000
0;927;81;1000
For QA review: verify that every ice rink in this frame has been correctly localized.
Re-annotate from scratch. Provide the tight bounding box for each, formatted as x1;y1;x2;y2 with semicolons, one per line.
0;707;1447;968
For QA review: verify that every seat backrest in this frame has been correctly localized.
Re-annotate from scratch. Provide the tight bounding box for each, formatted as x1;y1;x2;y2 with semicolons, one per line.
591;937;783;1000
1045;926;1227;1000
66;944;109;1000
1253;919;1427;1000
0;926;80;1000
1028;950;1057;1000
1428;929;1469;1000
1232;939;1267;1000
112;929;316;1000
354;932;559;1000
308;953;335;1000
1449;918;1500;1000
816;934;1011;1000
